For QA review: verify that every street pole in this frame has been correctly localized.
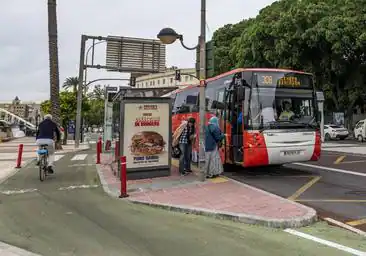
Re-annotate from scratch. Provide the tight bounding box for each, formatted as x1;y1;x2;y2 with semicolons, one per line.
198;0;206;182
75;35;87;148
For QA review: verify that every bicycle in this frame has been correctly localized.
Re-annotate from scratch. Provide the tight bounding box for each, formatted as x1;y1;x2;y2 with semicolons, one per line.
37;144;49;182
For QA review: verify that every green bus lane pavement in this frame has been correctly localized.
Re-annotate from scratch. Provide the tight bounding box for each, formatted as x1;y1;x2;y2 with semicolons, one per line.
0;150;365;256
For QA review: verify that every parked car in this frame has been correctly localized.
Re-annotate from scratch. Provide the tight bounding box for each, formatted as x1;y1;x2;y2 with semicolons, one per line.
324;124;349;140
354;119;366;142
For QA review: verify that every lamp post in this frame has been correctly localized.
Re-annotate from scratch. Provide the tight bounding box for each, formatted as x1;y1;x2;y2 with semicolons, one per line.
157;0;206;182
316;91;325;142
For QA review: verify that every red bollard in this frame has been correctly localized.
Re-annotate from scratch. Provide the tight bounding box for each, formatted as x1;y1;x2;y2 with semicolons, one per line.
119;156;129;198
114;141;119;162
15;144;23;168
96;139;101;164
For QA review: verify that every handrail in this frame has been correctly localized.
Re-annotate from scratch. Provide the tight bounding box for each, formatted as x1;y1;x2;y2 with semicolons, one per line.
0;108;36;130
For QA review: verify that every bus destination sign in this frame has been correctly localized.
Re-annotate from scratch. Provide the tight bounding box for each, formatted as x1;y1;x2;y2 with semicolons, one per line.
257;72;312;89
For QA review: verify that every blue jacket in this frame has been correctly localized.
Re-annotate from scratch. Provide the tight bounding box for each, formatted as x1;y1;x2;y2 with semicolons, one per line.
205;124;224;152
36;119;61;141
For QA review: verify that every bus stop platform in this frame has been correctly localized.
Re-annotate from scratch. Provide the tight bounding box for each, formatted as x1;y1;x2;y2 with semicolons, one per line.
97;155;316;229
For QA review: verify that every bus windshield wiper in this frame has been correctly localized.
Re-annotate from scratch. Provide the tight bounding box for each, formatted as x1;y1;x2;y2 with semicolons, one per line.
258;120;310;132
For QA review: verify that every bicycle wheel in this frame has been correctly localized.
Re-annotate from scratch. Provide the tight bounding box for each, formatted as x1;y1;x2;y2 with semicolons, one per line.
39;156;46;182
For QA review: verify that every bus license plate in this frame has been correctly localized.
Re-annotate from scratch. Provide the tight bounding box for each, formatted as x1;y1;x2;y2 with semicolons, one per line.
283;150;301;156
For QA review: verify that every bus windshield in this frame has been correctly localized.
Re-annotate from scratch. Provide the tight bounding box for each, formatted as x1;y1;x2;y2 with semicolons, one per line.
248;72;317;130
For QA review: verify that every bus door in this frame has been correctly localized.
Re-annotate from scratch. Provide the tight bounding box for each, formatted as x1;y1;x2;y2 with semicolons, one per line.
232;84;244;164
232;75;251;165
219;88;232;163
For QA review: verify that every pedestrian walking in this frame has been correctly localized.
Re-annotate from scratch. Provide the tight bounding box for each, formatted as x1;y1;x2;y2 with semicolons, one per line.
204;116;225;178
173;117;196;175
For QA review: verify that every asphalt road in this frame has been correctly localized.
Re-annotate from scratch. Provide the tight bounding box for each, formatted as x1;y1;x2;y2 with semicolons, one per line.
2;148;360;255
224;149;366;232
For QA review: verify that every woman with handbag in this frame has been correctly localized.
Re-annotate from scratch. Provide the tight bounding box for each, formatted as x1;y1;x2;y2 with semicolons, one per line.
204;116;225;178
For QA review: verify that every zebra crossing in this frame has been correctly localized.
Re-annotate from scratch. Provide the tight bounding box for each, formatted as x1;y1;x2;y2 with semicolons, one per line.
45;153;94;164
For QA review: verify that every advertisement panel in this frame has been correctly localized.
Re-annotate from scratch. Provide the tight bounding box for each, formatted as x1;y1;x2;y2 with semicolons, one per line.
123;102;170;169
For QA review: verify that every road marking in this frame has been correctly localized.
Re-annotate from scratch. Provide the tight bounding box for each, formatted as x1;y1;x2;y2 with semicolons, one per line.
54;154;64;162
0;241;42;256
58;184;99;191
284;229;366;256
68;163;95;167
334;155;346;164
295;199;366;203
210;177;228;183
0;188;38;195
71;154;88;161
324;217;366;237
340;160;366;164
346;218;366;227
292;163;366;177
288;176;321;201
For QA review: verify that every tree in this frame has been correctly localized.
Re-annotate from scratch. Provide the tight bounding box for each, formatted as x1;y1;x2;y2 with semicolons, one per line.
47;0;61;149
41;91;90;145
84;85;105;126
63;76;79;93
212;0;366;126
88;85;104;100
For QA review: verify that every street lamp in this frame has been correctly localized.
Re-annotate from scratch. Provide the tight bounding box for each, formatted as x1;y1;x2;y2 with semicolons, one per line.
157;0;206;182
157;28;198;50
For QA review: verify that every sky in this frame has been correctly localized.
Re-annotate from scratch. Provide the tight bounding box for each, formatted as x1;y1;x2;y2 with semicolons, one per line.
0;0;276;103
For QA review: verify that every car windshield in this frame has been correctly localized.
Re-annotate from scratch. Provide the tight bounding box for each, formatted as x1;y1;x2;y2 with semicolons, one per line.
248;87;317;130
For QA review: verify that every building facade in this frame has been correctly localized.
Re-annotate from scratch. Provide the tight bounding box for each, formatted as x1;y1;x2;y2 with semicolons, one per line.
0;97;41;124
135;67;199;88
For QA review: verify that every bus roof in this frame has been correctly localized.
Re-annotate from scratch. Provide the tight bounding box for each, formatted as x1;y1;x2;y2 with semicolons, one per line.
206;68;312;82
166;68;312;94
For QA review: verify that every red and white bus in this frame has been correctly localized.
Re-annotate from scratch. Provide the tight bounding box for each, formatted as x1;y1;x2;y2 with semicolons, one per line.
164;68;323;167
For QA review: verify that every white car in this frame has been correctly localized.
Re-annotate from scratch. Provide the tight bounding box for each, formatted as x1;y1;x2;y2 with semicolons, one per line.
353;119;366;142
324;124;349;140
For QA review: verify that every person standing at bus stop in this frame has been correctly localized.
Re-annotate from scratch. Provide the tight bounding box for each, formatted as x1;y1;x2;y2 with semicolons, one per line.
178;117;196;175
205;116;225;178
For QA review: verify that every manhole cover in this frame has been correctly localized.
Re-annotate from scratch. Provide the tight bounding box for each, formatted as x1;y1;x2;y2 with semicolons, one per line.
345;190;366;196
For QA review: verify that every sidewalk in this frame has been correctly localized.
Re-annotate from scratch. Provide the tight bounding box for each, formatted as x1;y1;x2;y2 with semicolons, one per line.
97;154;316;228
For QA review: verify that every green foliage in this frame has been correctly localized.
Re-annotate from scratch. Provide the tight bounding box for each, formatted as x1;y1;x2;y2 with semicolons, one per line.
41;84;106;127
63;76;79;92
40;91;90;127
84;85;105;126
212;0;366;118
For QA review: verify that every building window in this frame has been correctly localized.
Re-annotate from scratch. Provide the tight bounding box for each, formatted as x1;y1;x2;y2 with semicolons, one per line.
157;79;160;85
185;76;188;82
163;79;166;84
153;80;155;86
170;78;173;84
190;76;193;80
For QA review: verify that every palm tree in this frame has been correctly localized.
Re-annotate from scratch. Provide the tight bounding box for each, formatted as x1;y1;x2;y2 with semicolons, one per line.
47;0;62;149
63;77;79;93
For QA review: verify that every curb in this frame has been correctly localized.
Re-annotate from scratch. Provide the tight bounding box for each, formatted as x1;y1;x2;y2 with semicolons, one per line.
95;164;317;229
128;198;316;229
95;164;119;197
0;158;35;185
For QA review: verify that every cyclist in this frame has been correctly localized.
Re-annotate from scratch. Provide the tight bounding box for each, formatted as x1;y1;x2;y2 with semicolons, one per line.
35;114;61;174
